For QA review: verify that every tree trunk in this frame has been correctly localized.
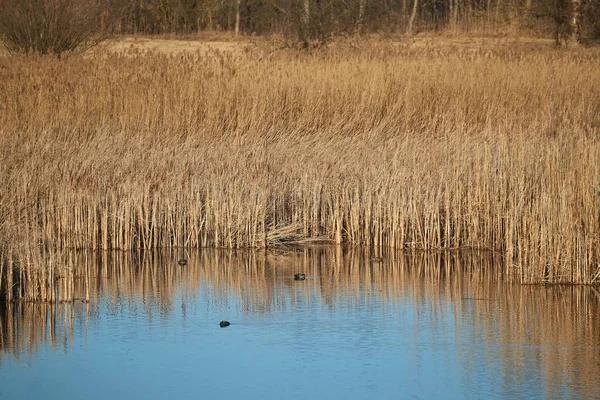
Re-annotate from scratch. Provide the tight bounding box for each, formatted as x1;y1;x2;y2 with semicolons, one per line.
454;0;460;27
358;0;366;33
569;0;581;45
407;0;418;36
303;0;310;27
235;0;241;35
301;0;310;46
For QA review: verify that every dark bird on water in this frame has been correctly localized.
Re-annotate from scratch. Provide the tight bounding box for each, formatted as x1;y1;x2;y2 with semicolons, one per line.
220;321;231;328
178;259;188;266
294;273;306;280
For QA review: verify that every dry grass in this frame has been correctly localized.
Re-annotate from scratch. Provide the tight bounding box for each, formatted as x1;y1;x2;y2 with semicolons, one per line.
0;36;600;301
98;35;251;56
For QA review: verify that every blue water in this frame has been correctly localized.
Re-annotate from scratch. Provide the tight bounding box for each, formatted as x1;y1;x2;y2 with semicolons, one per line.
1;249;599;400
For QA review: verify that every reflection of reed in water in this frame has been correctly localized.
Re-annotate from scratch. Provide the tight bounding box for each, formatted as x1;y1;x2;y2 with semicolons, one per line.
459;283;600;400
0;301;92;363
0;246;92;303
0;247;598;397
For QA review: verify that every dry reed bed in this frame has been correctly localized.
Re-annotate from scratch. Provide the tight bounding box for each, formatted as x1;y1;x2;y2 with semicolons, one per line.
1;41;600;301
1;247;599;398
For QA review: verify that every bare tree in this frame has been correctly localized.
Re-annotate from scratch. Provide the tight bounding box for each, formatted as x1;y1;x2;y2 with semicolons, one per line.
358;0;366;32
235;0;241;35
0;0;106;54
299;0;310;45
569;0;581;44
303;0;310;27
29;0;595;45
407;0;418;35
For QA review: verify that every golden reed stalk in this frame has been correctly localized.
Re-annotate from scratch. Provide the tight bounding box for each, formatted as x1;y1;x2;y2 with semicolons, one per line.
0;39;599;301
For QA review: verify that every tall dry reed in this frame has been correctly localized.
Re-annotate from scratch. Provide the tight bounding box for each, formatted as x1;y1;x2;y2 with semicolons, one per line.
0;38;599;301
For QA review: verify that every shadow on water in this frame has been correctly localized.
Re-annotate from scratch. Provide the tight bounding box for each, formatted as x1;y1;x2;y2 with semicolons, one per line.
1;247;599;399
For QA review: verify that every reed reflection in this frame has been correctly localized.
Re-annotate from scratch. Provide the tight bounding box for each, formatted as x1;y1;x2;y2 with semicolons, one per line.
0;301;92;362
0;247;598;398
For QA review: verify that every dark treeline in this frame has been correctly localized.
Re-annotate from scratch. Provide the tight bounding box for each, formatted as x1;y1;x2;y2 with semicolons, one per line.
105;0;599;42
0;0;599;55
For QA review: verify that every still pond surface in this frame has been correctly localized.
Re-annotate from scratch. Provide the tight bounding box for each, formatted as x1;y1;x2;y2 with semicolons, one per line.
1;248;599;400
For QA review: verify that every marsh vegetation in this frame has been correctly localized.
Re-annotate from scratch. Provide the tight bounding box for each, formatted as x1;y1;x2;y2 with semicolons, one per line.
0;37;599;301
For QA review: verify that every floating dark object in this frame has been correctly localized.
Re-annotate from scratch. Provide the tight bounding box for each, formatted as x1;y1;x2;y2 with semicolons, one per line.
294;273;306;280
178;259;188;266
220;321;231;328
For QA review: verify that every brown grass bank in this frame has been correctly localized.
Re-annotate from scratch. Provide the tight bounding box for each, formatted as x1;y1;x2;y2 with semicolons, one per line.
0;38;600;300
